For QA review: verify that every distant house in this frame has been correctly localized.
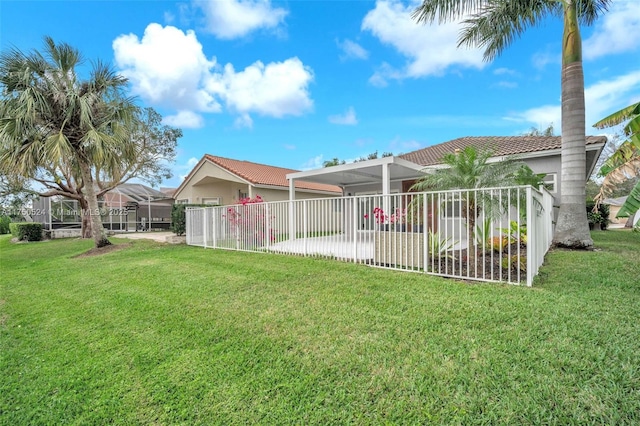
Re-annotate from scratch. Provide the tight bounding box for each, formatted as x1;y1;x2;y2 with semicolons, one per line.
602;196;640;228
173;155;342;205
32;183;175;233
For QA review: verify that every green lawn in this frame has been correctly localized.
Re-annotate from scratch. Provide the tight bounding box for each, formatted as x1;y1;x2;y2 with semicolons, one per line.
1;231;639;424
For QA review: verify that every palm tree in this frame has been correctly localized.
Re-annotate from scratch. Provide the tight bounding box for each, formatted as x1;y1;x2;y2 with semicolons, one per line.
413;0;610;249
0;37;137;247
411;145;526;240
593;102;640;219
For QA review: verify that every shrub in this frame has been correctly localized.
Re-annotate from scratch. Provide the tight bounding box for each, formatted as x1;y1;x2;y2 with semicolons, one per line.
488;236;508;252
0;215;10;234
9;222;43;241
501;254;526;272
499;220;527;245
171;204;211;236
427;231;457;259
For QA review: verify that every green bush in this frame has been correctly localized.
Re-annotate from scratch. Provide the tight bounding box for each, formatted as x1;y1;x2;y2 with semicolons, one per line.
9;222;43;241
586;201;611;229
0;215;10;234
171;204;212;236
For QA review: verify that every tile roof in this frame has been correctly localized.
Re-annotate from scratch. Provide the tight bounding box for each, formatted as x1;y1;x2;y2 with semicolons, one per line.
205;155;342;193
399;136;607;166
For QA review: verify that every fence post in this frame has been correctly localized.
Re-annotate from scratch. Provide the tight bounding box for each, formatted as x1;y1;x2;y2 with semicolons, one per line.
352;196;358;262
186;208;191;245
288;200;295;241
526;186;534;287
203;208;208;249
303;200;308;256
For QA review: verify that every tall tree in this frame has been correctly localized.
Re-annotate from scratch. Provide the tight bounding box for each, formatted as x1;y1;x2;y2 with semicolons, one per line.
324;151;394;167
0;37;137;247
413;0;610;249
0;107;181;238
523;123;555;136
593;101;640;219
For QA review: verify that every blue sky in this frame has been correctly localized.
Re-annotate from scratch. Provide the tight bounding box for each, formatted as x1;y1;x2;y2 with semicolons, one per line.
2;0;639;188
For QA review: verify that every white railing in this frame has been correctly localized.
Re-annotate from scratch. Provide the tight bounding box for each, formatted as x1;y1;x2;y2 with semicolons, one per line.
186;187;554;286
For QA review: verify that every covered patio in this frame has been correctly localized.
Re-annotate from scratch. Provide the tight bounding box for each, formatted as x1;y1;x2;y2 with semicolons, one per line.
286;156;427;200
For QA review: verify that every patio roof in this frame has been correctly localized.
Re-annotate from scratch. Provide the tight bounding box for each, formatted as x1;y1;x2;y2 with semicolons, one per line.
286;156;426;198
110;183;172;203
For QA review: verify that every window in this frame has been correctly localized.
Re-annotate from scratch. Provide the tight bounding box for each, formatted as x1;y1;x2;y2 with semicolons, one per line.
176;199;189;204
543;173;557;193
202;197;221;205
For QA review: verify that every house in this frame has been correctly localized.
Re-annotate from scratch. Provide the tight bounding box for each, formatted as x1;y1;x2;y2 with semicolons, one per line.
32;183;175;234
399;136;606;204
185;136;606;286
173;155;342;205
602;196;640;228
287;135;606;208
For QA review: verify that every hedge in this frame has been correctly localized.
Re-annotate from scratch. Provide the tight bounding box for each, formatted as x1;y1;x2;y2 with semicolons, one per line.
9;222;43;241
171;204;212;236
0;215;10;234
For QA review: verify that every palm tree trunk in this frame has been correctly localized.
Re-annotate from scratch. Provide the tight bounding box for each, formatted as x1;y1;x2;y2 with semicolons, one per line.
78;160;111;248
553;0;593;249
79;197;92;239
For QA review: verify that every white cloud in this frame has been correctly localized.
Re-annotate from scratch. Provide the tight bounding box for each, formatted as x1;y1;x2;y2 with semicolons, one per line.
389;135;421;152
532;49;559;70
301;155;324;171
493;67;517;76
178;157;200;181
113;24;221;113
362;0;485;85
506;105;560;129
163;110;205;128
494;81;518;89
193;0;287;39
584;1;640;60
164;11;175;24
283;144;296;150
328;107;358;125
113;24;313;127
210;58;314;118
233;113;253;129
506;70;640;131
337;39;369;60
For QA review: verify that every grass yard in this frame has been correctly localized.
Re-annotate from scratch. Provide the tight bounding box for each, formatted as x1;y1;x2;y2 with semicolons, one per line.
1;231;639;424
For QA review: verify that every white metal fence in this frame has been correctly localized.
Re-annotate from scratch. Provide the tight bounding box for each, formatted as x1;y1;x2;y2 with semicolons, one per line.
186;187;554;286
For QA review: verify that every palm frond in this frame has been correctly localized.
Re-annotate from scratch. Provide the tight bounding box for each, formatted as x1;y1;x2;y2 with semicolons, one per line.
459;0;559;62
412;0;486;24
593;102;640;129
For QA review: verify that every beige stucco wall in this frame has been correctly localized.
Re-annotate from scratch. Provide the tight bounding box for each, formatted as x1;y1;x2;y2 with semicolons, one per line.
174;161;248;204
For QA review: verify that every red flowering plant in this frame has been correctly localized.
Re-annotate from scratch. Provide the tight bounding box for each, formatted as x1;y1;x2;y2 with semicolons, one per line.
365;207;406;230
223;195;275;247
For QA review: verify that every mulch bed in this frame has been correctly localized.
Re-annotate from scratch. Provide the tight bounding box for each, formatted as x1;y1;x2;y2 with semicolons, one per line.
73;242;132;258
431;243;527;283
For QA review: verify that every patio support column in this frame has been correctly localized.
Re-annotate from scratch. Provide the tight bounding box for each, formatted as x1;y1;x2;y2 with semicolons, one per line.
382;163;391;216
382;163;390;196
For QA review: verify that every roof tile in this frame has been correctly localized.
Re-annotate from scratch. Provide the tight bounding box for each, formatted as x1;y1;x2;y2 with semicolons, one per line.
205;155;342;193
399;136;607;166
